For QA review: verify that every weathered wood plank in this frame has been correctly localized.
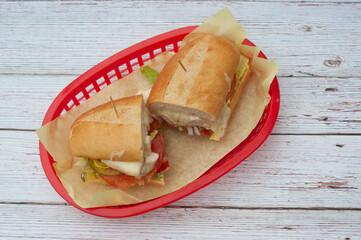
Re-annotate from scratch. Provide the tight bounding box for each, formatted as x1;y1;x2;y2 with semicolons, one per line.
1;1;360;238
0;204;360;239
1;130;360;208
0;1;360;77
1;75;360;133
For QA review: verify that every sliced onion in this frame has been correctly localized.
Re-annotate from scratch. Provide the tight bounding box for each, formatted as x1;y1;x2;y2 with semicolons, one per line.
187;127;194;135
193;126;201;136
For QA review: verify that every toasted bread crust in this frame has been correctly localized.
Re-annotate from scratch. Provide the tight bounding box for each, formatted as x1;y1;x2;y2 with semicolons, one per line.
147;34;240;121
69;95;144;162
147;37;200;107
70;122;142;161
186;35;240;118
179;32;208;49
77;95;142;123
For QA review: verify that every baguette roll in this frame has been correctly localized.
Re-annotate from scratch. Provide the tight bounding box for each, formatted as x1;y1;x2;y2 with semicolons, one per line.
148;33;240;126
147;33;251;140
70;95;151;163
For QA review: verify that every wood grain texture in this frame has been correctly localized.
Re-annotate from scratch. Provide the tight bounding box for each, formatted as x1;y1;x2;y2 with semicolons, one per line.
0;1;360;77
1;130;360;209
1;75;360;133
0;0;360;237
1;204;360;240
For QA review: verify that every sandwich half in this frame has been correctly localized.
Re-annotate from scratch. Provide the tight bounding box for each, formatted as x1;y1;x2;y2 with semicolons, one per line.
69;94;169;189
147;33;250;140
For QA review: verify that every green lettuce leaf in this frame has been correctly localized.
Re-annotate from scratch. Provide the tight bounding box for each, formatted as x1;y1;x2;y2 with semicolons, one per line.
141;66;159;83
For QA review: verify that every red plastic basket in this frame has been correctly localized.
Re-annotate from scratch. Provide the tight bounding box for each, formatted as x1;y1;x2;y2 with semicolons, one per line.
39;26;280;218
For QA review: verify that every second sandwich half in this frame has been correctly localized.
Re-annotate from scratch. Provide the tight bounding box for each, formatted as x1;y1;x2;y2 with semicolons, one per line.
147;33;250;141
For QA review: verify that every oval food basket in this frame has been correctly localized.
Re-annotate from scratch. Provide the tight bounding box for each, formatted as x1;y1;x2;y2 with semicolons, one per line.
39;26;280;218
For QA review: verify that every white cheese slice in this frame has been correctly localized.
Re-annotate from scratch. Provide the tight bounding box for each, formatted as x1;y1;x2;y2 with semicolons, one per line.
110;151;125;160
193;126;201;136
140;152;159;176
101;152;159;178
208;55;249;140
224;72;232;91
158;109;200;126
209;104;231;141
101;160;143;178
101;132;159;178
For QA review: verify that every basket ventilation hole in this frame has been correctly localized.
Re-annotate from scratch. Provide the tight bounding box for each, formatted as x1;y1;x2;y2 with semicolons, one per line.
75;92;85;104
118;63;127;72
142;53;150;62
95;77;106;90
153;48;162;56
107;70;118;83
130;58;140;70
67;99;75;110
166;44;174;52
85;83;97;97
121;69;130;77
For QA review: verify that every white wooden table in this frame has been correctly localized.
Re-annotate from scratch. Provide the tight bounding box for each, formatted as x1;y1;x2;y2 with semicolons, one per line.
1;1;360;239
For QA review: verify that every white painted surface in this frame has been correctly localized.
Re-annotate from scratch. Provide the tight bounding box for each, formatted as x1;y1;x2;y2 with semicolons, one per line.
0;1;360;77
1;205;361;240
1;75;360;133
0;1;360;239
1;131;360;209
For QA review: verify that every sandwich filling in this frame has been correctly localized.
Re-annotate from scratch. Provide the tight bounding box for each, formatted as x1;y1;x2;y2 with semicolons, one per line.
101;138;159;178
77;118;169;189
101;105;156;178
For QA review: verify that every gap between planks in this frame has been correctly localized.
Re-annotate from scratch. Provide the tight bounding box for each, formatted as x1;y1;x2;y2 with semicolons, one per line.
2;0;361;4
1;128;361;136
1;201;361;211
0;73;360;78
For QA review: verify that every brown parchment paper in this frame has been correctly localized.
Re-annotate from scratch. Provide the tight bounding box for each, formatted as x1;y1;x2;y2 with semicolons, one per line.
36;8;278;208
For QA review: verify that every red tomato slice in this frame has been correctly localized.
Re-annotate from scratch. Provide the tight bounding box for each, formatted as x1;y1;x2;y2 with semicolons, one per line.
200;129;212;136
100;119;168;189
149;119;169;173
150;118;161;130
100;173;145;190
151;131;169;173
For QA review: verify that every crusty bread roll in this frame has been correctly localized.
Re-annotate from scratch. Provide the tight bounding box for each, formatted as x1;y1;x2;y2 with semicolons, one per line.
70;95;151;162
180;33;251;112
147;33;250;140
148;33;240;124
179;32;210;49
